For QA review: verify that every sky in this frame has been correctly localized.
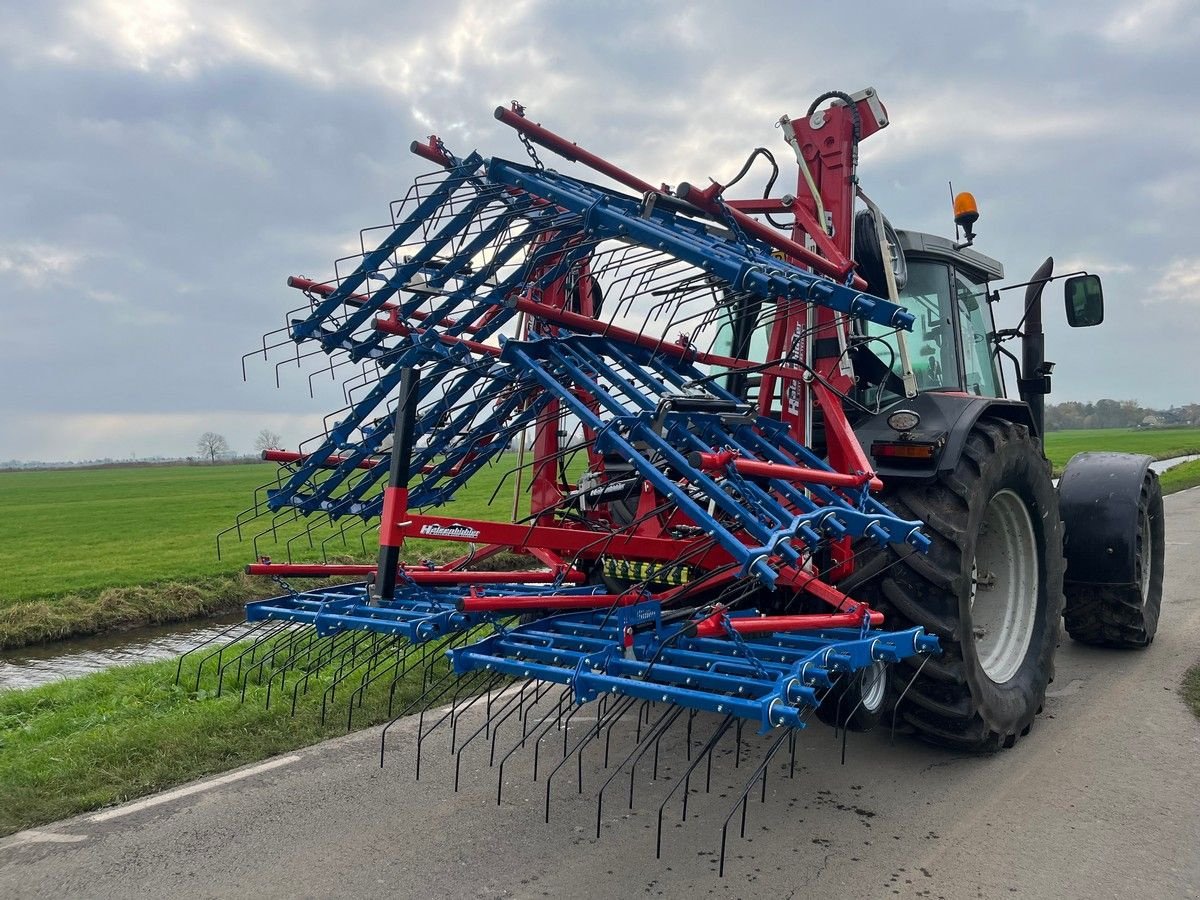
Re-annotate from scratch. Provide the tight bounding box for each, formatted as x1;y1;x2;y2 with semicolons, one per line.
1;0;1198;461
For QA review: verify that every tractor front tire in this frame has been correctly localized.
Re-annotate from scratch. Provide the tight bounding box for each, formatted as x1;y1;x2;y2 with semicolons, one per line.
1064;470;1164;648
863;419;1064;751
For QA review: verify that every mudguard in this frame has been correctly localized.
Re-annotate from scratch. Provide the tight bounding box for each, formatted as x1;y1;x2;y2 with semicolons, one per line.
854;392;1036;482
1057;451;1154;587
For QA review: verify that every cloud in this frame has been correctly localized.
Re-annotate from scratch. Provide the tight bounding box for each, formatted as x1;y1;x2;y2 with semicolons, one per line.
0;242;85;285
0;0;1198;459
1144;257;1200;304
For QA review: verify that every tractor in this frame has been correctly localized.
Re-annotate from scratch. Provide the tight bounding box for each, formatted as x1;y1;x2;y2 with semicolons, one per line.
214;87;1165;850
668;87;1165;749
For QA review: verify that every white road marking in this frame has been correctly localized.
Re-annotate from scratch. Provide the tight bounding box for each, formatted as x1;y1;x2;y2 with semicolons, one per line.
5;830;88;846
88;754;302;824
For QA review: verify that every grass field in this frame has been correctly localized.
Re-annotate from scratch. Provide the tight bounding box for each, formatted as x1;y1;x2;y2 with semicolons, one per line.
1042;427;1200;471
0;461;520;604
2;427;1199;647
0;460;522;647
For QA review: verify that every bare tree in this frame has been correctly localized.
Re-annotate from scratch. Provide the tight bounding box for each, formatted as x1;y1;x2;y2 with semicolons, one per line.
254;428;283;453
197;432;229;463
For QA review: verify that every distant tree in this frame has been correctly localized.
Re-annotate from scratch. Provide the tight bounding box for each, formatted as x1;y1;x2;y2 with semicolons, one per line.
254;428;283;453
197;432;229;463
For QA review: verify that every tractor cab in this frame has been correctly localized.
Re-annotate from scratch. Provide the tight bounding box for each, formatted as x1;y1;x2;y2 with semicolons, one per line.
853;230;1006;407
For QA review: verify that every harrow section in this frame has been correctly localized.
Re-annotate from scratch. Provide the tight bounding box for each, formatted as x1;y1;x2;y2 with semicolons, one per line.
212;101;947;862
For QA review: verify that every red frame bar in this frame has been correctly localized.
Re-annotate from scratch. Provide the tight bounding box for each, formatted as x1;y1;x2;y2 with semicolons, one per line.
372;315;499;357
677;181;864;288
494;106;660;195
689;450;871;489
394;513;727;567
288;275;480;335
246;563;584;583
262;449;380;470
693;610;881;638
513;296;800;380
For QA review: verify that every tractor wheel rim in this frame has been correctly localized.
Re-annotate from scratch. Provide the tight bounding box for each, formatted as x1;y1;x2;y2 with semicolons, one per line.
970;489;1038;684
1139;505;1152;607
860;660;887;711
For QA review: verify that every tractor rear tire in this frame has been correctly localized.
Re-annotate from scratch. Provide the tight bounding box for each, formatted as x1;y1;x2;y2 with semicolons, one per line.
1064;471;1164;648
855;418;1064;751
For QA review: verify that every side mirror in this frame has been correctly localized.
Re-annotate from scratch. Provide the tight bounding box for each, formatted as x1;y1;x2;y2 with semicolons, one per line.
1064;274;1104;327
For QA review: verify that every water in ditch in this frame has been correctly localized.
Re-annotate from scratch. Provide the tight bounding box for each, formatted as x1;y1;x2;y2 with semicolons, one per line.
0;613;244;691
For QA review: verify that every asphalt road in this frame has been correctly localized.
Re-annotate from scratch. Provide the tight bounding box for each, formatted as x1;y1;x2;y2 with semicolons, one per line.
3;490;1199;899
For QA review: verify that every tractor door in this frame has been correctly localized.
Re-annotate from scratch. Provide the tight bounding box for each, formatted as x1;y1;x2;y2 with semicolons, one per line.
854;258;1004;407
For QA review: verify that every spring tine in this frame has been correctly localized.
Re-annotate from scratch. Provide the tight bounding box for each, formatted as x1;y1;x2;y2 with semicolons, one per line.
628;705;686;811
175;619;254;685
192;620;273;691
491;680;555;765
497;687;572;806
717;728;790;877
891;654;931;743
265;626;323;709
453;679;541;792
533;690;572;781
594;704;682;839
454;676;524;758
545;695;636;824
380;666;460;768
560;699;590;758
347;641;410;731
319;633;389;725
215;623;289;696
417;672;497;780
656;714;735;858
578;692;639;795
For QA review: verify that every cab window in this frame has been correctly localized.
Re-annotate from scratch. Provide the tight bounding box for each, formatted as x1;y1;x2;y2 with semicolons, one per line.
865;261;961;393
953;269;1001;397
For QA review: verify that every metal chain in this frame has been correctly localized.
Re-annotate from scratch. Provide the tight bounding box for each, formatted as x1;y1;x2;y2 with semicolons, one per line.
270;574;298;597
510;99;545;172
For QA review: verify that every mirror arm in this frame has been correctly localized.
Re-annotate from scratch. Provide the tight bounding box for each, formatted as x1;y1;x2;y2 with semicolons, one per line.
992;270;1090;296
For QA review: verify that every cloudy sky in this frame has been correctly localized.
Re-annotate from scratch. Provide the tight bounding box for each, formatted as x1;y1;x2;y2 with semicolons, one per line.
2;0;1198;461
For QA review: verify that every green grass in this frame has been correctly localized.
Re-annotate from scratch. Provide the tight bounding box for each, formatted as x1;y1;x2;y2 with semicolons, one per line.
1183;664;1200;721
1043;427;1200;471
0;462;519;604
1160;459;1200;495
0;637;461;836
0;461;526;647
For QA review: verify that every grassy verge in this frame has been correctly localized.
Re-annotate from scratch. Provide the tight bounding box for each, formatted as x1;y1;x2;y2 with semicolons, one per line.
1044;427;1200;476
0;637;460;836
1;572;295;650
1182;664;1200;721
1043;426;1200;470
0;547;530;650
1160;459;1200;495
